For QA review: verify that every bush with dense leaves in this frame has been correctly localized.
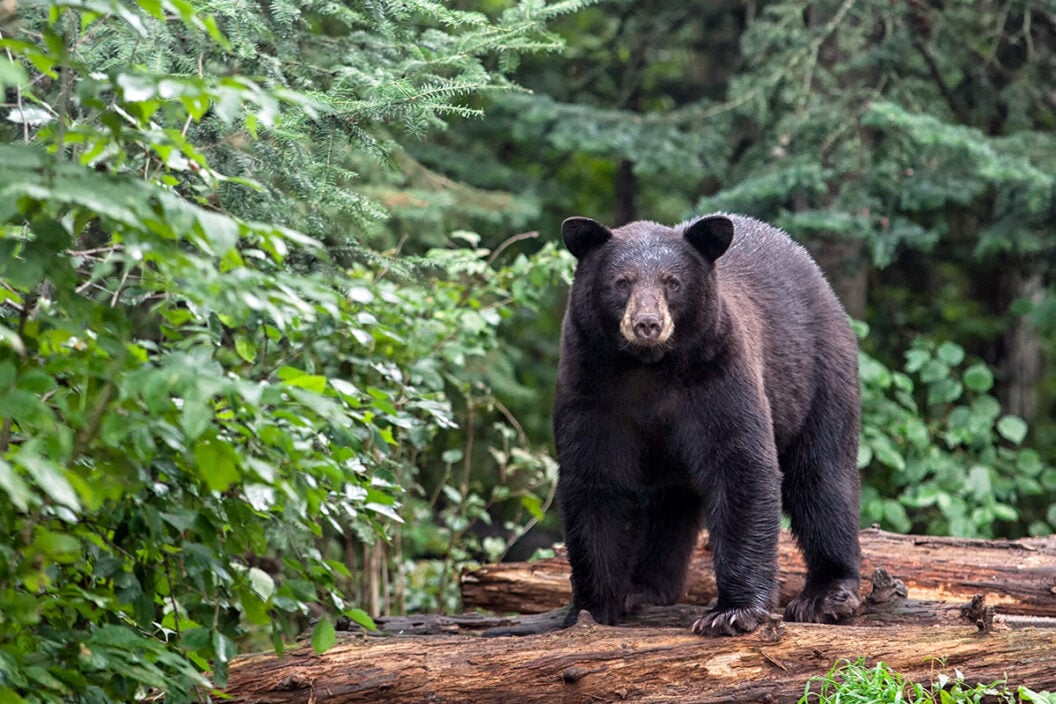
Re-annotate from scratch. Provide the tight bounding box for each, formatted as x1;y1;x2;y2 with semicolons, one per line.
0;0;584;700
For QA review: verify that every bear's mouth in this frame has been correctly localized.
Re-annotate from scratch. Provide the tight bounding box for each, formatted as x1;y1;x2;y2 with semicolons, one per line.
621;338;671;363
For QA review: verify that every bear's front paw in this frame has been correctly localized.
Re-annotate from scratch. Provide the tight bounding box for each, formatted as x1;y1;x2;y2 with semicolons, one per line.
690;605;770;636
784;581;861;624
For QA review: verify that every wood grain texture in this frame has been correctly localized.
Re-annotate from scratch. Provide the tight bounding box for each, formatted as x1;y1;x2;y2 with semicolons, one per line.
225;619;1056;703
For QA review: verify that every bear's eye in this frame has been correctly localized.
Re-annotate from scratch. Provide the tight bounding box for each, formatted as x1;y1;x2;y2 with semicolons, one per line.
615;278;631;292
664;278;681;292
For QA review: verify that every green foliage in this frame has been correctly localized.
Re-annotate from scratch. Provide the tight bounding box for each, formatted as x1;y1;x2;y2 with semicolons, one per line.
0;0;590;700
800;658;1054;704
2;1;1055;700
857;324;1056;537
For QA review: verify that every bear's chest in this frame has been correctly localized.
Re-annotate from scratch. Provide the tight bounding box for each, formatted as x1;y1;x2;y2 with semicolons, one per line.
611;367;685;437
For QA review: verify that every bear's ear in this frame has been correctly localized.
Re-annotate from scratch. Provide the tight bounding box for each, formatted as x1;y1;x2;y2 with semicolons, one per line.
684;216;734;261
562;217;612;259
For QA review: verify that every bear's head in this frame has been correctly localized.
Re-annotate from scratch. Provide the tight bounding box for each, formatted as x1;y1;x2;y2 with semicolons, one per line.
562;215;734;363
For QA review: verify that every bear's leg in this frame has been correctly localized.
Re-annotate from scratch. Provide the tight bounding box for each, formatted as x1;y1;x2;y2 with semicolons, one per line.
558;475;640;627
690;446;782;636
780;390;862;624
624;489;703;612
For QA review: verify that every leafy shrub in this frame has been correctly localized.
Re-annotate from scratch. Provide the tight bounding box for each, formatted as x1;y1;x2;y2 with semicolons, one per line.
857;322;1056;537
0;0;585;701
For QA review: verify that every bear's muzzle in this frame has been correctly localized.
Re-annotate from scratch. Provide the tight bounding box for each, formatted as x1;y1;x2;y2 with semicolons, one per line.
620;290;674;347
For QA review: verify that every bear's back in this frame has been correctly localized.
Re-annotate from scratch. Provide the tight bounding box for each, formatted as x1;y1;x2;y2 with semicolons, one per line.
707;214;856;447
715;216;823;292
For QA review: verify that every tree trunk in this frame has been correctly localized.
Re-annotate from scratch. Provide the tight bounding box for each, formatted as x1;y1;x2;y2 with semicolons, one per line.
999;264;1045;424
461;527;1056;617
225;617;1056;703
802;233;868;320
614;159;638;225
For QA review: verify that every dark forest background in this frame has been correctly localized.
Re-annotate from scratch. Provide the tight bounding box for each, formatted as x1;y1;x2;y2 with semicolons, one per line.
1;1;1055;700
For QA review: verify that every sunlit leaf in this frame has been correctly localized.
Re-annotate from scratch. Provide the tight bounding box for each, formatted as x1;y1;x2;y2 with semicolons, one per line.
310;618;337;654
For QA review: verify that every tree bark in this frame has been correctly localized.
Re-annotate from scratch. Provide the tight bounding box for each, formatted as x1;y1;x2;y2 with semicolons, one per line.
614;158;638;226
999;264;1045;424
225;616;1056;703
802;233;868;320
223;529;1056;703
365;568;1053;637
461;527;1056;617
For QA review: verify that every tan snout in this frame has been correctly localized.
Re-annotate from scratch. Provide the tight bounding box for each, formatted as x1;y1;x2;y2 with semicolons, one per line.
620;290;674;346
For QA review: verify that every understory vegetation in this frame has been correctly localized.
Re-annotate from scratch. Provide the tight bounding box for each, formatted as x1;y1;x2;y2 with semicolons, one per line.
800;659;1056;704
1;0;1054;701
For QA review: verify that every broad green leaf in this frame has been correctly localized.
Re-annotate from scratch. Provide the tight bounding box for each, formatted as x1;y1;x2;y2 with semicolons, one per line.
919;359;950;384
235;335;257;363
966;466;991;501
858;354;891;388
962;364;993;393
311;617;337;654
19;453;80;511
521;494;544;521
927;379;962;406
365;502;403;523
283;374;327;393
871;436;905;472
192;438;240;492
996;415;1028;445
904;349;930;373
0;687;27;704
992;503;1018;522
882;500;911;533
0;58;28;92
181;627;211;652
856;444;872;469
180;398;212;441
248;567;275;600
936;341;965;366
32;529;81;563
90;625;148;649
344;608;377;632
0;458;31;511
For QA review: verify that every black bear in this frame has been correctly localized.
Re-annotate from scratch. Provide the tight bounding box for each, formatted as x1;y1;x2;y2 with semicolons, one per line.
553;213;861;636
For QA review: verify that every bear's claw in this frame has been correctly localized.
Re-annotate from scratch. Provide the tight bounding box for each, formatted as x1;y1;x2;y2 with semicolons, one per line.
783;582;861;624
691;605;770;636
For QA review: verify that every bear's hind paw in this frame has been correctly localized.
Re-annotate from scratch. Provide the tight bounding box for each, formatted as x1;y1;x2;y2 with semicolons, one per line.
784;582;861;624
691;605;770;637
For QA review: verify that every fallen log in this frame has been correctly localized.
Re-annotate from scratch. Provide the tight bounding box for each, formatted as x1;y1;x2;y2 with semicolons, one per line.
225;617;1056;703
461;527;1056;616
368;570;1055;637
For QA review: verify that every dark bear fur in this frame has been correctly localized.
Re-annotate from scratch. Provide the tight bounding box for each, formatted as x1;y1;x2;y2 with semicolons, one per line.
554;214;861;636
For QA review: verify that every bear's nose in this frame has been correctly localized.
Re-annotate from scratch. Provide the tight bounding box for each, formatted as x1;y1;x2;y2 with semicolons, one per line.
633;315;662;340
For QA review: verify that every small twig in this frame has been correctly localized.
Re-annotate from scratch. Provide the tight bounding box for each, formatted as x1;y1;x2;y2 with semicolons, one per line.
71;382;115;461
435;388;476;613
110;261;132;307
499;470;558;563
486;231;538;267
164;555;183;642
180;53;205;139
492;398;527;445
375;235;409;283
69;244;124;257
914;38;965;121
